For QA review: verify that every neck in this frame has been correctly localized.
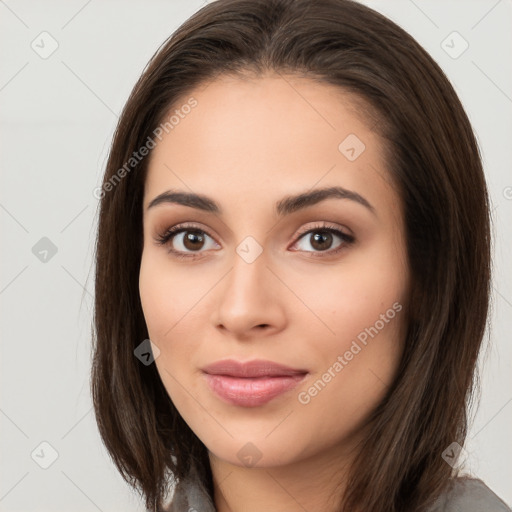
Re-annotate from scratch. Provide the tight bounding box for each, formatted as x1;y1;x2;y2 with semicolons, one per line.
209;444;356;512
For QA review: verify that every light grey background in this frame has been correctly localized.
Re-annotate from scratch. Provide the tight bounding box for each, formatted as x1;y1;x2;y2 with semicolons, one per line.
1;0;511;510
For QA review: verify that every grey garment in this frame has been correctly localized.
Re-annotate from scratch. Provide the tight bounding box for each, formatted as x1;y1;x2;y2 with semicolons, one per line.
165;471;511;512
427;477;511;512
163;464;215;512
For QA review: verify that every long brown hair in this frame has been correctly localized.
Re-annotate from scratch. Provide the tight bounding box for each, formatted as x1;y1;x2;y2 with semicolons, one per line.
90;1;491;510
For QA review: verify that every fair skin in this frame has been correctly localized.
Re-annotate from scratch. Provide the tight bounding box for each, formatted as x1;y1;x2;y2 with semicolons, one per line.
139;73;410;512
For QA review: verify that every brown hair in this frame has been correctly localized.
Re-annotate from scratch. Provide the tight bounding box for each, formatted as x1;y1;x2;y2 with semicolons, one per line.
91;0;491;510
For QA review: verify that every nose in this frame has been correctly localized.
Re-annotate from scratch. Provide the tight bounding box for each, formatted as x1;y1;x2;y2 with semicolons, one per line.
211;247;287;340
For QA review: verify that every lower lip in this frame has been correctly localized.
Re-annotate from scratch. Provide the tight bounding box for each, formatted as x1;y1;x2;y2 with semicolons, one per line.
203;373;307;407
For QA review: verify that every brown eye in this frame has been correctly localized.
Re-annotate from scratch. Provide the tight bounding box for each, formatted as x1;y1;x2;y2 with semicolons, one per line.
292;225;355;256
309;231;334;251
181;230;207;251
155;224;219;259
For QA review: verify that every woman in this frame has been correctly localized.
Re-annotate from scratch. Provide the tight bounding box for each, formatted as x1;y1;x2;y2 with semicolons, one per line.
90;0;511;510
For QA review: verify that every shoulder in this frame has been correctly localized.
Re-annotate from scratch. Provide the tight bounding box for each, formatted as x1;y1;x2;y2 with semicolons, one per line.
427;477;511;512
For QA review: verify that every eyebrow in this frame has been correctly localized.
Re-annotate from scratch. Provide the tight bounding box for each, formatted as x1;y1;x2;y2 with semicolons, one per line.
146;186;376;216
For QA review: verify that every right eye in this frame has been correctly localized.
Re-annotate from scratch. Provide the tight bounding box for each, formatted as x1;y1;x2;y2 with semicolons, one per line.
155;224;220;259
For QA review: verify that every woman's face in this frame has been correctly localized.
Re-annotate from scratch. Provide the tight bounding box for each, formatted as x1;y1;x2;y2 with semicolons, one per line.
139;73;410;469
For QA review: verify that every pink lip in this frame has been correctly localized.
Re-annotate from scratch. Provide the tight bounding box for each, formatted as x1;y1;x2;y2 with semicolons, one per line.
202;359;308;407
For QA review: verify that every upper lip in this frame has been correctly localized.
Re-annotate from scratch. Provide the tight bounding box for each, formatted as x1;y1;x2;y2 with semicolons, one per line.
202;359;308;378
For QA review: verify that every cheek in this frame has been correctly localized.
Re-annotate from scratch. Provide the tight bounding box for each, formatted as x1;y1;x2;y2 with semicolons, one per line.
139;258;170;339
293;242;408;411
139;256;197;408
138;252;210;385
293;282;406;448
298;254;406;351
139;252;202;340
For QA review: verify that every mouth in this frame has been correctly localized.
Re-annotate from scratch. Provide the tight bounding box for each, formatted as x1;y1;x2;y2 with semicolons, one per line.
201;359;308;407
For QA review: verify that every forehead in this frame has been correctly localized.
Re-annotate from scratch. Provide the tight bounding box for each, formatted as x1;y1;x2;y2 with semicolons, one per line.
143;73;398;221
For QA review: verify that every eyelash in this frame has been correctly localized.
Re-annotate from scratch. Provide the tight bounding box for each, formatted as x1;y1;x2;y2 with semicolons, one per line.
154;222;355;260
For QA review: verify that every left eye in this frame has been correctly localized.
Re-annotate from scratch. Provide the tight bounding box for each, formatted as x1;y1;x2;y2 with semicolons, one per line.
292;227;354;254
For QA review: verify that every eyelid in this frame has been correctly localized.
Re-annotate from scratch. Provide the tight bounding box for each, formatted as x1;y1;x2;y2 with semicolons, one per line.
154;222;219;247
292;222;353;243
